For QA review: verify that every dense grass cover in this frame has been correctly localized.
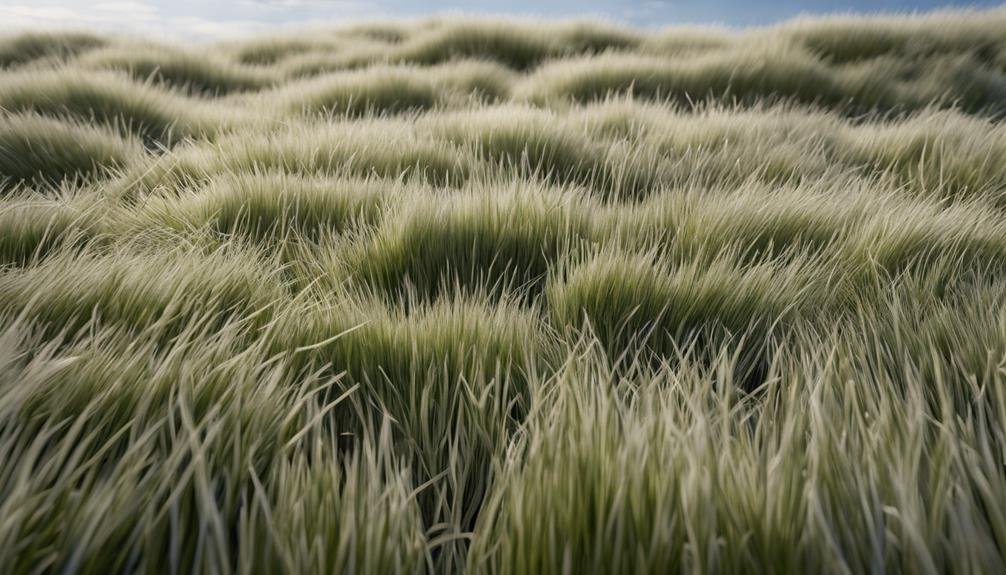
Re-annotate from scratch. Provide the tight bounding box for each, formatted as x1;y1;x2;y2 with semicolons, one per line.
1;9;1006;573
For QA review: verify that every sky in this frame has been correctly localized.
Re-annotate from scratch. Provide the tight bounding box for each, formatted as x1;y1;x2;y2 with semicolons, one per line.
0;0;1003;40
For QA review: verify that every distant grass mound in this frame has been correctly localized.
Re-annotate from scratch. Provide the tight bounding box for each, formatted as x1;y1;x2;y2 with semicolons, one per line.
2;10;1006;574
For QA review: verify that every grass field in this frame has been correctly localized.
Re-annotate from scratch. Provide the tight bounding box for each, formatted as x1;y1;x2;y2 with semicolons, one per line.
2;8;1006;573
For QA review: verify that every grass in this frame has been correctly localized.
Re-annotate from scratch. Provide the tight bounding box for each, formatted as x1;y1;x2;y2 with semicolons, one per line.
79;43;276;96
1;9;1006;573
0;113;139;191
0;31;105;68
0;69;233;146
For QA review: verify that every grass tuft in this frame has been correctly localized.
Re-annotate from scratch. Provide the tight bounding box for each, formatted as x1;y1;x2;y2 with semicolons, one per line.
0;113;138;190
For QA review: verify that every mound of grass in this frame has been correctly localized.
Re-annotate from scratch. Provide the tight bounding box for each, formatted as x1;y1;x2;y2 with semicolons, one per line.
249;445;429;573
395;22;558;70
130;120;469;196
347;182;595;301
0;113;138;190
287;68;440;117
0;31;105;68
643;26;734;55
469;353;734;573
394;20;644;70
0;195;98;265
430;60;516;101
523;47;879;110
432;106;663;199
547;251;819;372
289;294;543;391
279;62;515;117
783;10;1006;64
0;315;321;573
850;198;1006;275
81;44;276;95
613;182;860;261
840;110;1006;204
130;172;387;242
0;244;284;338
0;70;232;146
231;37;340;66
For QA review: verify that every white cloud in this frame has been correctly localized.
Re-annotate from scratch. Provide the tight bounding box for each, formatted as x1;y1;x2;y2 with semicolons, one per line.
0;1;299;40
168;16;271;38
0;5;91;22
0;0;406;41
91;1;158;13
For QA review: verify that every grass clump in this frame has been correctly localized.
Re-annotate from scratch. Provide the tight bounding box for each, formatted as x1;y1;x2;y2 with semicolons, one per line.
612;182;860;261
0;113;138;190
394;20;644;70
432;106;662;199
547;250;818;374
280;62;515;117
522;47;876;110
0;315;328;573
130;120;469;195
232;38;330;65
0;243;284;338
347;181;595;301
81;43;276;96
287;294;544;395
782;10;1006;64
246;441;429;573
0;31;105;68
0;194;98;265
395;22;558;70
129;173;387;243
0;69;228;146
286;68;440;117
273;292;547;558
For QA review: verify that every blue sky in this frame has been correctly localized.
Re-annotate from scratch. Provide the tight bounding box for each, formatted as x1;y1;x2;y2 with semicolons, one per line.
0;0;1002;39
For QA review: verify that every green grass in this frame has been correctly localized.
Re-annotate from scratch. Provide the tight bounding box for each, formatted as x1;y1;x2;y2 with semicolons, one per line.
0;31;105;68
2;9;1006;573
0;113;139;191
80;43;276;96
0;69;234;146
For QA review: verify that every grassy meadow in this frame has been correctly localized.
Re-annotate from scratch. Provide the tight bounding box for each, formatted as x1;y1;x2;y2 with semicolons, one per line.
2;8;1006;573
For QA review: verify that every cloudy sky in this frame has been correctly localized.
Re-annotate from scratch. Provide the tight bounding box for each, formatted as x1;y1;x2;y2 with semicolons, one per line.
0;0;1002;40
